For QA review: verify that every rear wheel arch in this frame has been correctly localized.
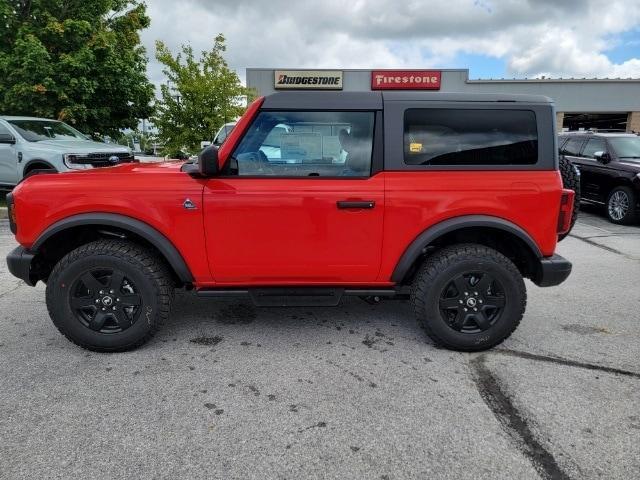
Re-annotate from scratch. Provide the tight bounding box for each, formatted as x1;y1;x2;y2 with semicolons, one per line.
391;215;542;285
31;213;194;286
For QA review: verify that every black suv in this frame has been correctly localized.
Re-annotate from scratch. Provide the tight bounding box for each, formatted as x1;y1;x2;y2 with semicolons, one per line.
559;131;640;224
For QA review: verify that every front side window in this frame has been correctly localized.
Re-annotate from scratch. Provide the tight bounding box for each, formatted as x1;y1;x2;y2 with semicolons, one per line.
7;120;88;142
230;111;374;177
404;109;538;166
609;137;640;162
581;138;606;159
0;122;11;136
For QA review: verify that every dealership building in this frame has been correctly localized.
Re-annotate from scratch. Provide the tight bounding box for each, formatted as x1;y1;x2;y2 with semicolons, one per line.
246;68;640;133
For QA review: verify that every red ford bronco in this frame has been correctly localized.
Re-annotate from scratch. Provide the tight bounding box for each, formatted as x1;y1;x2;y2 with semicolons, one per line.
6;92;574;352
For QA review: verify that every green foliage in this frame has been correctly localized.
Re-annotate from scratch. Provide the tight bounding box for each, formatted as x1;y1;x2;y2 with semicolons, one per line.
0;0;154;138
153;34;251;155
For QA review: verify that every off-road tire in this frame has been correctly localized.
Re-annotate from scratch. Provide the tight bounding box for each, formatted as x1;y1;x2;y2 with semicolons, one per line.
410;244;526;352
558;155;580;241
606;186;638;225
46;239;173;352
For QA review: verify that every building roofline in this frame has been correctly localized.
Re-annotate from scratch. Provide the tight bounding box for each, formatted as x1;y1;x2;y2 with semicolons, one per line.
247;67;640;83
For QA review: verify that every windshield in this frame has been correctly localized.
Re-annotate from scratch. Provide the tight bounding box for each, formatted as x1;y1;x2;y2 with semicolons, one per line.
609;137;640;162
7;119;88;142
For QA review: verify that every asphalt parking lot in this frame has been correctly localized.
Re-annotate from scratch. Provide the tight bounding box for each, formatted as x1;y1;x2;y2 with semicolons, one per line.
0;207;639;480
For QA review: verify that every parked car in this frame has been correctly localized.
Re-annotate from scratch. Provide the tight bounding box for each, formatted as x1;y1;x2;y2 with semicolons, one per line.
212;122;236;146
6;91;574;353
0;116;135;188
559;131;640;224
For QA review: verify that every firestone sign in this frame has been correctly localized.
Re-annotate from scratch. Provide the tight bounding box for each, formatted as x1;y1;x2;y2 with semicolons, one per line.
275;70;343;90
371;70;442;90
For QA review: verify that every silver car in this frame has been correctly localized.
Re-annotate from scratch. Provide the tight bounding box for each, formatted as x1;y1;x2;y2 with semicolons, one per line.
0;116;134;188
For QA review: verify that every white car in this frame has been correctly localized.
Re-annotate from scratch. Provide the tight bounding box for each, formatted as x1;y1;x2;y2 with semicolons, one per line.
0;116;134;188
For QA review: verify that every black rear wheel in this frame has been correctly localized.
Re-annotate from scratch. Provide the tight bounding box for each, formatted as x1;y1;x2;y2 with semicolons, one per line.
411;244;526;351
46;240;173;352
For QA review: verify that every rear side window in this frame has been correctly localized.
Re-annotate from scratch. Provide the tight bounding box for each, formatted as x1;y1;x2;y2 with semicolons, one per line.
403;109;538;166
561;137;585;156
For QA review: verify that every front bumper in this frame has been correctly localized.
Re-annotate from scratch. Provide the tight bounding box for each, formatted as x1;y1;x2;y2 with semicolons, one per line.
6;246;37;286
533;254;572;287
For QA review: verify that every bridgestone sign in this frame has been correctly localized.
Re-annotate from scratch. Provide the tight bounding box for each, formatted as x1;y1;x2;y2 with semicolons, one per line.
275;70;343;90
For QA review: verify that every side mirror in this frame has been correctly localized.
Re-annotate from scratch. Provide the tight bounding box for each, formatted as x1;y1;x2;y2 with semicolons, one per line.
593;151;610;163
0;133;16;144
198;145;219;176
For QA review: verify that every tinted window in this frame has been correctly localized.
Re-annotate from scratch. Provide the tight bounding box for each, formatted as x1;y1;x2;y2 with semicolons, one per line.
403;109;538;166
609;137;640;162
562;137;584;156
231;111;374;177
581;138;606;159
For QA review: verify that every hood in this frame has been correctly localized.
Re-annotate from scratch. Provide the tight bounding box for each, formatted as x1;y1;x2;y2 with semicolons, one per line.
63;159;185;175
617;161;640;173
29;139;130;153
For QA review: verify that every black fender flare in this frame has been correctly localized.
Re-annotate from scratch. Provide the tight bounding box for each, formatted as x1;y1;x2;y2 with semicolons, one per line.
32;213;194;283
23;159;56;176
390;215;543;283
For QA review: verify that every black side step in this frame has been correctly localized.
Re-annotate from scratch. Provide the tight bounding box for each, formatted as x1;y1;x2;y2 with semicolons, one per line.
196;287;403;307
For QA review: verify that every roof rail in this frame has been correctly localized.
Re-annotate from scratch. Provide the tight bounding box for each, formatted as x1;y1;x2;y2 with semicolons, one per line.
586;128;627;133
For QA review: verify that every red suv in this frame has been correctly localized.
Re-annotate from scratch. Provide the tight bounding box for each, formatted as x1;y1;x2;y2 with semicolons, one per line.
6;92;574;352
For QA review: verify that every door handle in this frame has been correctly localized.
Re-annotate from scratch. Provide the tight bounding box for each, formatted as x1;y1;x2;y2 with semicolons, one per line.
337;200;375;209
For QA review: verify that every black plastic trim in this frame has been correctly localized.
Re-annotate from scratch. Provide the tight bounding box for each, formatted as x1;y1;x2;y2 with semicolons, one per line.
6;246;36;286
533;254;572;287
391;215;543;283
23;159;56;178
32;213;194;283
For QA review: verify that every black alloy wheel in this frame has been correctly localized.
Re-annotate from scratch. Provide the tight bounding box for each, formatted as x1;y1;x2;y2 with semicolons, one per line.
46;239;173;352
69;268;142;334
438;272;505;334
410;243;526;351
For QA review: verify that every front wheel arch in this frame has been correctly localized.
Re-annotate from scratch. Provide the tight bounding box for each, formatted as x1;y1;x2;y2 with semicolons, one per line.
23;159;56;177
31;213;194;286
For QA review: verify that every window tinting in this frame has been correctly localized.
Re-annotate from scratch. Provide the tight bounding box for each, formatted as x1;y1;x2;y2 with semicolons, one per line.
403;109;538;166
230;111;374;177
581;138;606;159
562;137;584;156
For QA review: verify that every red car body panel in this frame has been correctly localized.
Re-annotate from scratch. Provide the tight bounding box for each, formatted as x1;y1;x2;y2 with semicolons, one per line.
379;171;562;281
12;162;212;284
202;175;385;285
10;95;564;290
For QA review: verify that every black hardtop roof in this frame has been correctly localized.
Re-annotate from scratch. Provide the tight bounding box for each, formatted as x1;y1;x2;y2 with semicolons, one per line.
261;91;553;110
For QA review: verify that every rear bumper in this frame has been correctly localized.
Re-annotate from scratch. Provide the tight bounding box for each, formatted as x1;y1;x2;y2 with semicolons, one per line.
533;254;572;287
6;246;37;286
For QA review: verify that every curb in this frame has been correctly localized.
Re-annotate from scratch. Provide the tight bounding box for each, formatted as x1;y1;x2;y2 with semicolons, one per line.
0;207;7;220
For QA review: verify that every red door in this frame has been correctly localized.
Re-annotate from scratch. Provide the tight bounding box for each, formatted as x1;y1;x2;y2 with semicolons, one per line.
203;176;384;285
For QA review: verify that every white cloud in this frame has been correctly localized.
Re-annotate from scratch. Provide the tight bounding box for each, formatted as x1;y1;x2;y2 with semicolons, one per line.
139;0;640;87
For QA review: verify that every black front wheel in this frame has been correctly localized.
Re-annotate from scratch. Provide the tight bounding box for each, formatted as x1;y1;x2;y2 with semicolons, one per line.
410;244;526;351
46;240;174;352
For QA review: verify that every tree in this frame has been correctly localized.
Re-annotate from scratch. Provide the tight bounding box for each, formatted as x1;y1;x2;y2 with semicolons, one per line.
153;34;251;155
0;0;154;138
